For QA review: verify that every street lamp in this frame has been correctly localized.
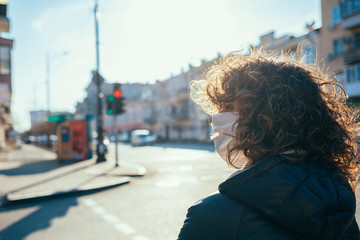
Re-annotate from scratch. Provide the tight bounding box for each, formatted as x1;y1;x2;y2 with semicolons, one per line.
46;51;68;117
94;0;106;162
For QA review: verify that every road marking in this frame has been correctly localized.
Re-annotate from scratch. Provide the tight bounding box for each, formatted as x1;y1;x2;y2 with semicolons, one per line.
132;235;150;240
83;198;97;207
182;177;197;183
158;167;176;173
159;164;212;173
200;175;217;181
155;180;180;188
82;198;148;239
115;223;136;235
154;174;224;187
196;165;210;170
92;206;106;215
177;165;193;171
102;213;120;224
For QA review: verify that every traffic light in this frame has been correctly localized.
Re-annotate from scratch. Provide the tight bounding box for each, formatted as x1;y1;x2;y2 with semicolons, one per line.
106;95;114;115
115;96;125;114
113;83;125;115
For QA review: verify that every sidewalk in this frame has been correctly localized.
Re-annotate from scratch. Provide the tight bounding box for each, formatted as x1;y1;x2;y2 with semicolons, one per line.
0;144;146;206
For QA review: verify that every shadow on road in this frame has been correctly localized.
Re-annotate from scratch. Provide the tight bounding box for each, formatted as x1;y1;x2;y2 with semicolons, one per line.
0;185;124;239
0;196;78;239
0;159;70;176
1;161;96;196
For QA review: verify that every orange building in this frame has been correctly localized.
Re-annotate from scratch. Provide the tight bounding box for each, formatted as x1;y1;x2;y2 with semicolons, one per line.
319;0;360;104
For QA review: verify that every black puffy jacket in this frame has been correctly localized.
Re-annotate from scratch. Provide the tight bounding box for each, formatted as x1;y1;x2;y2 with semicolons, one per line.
178;156;359;240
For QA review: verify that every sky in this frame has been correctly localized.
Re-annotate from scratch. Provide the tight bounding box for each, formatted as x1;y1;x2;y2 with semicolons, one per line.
3;0;321;132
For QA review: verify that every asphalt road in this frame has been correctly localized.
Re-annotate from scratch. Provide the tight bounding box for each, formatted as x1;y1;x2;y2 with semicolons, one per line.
0;142;236;240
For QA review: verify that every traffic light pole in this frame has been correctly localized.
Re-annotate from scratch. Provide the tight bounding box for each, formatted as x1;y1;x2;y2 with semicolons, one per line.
113;103;119;167
106;83;125;166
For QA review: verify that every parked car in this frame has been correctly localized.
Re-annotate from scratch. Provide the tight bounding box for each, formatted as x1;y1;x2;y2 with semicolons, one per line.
130;129;157;146
118;132;130;142
110;133;130;142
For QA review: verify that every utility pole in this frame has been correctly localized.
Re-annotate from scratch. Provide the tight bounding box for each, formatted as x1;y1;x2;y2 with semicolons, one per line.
94;0;105;162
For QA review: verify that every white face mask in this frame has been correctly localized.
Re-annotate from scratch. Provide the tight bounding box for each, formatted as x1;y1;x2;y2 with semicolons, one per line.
211;112;249;169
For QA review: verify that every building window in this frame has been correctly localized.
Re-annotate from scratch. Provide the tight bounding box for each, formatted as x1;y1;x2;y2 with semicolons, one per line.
303;45;316;65
333;38;344;55
346;66;355;82
331;5;341;24
0;46;10;75
340;0;360;17
354;33;360;49
357;65;360;82
345;63;360;83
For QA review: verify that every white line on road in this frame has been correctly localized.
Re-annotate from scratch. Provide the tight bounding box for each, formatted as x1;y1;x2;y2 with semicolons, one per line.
200;175;217;181
115;223;136;235
92;206;106;215
83;198;97;207
182;177;198;183
82;198;149;239
102;213;120;224
177;165;193;171
157;167;176;173
196;165;210;170
155;180;180;188
159;164;212;173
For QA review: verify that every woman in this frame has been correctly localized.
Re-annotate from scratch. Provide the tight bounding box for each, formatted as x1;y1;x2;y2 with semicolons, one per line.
178;49;360;240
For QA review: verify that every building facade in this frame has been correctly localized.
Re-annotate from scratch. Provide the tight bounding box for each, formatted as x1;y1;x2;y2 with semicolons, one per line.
103;82;149;135
30;110;48;127
75;60;214;142
141;61;212;142
0;1;13;149
319;0;360;104
259;25;319;65
75;71;150;137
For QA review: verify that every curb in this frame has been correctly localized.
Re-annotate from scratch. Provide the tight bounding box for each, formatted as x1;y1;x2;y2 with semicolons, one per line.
1;177;130;207
103;165;147;178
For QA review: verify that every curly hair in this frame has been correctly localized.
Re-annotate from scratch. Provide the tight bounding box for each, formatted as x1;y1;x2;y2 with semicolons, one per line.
190;48;360;188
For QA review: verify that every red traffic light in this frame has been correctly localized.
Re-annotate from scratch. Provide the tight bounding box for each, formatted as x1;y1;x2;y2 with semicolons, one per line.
113;89;122;98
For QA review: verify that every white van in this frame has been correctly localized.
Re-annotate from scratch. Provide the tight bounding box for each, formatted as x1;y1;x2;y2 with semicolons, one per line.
130;129;157;146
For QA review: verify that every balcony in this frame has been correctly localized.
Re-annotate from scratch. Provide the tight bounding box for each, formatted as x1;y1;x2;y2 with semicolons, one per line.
340;0;360;29
343;48;360;64
342;13;360;29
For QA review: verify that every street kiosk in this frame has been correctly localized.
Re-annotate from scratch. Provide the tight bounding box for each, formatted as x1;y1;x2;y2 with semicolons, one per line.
57;120;89;161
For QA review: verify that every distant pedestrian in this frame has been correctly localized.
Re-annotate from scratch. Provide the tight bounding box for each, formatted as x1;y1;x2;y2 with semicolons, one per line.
178;48;360;239
96;136;107;162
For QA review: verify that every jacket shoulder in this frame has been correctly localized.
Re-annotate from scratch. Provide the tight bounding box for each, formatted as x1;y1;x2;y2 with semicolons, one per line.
177;192;243;240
